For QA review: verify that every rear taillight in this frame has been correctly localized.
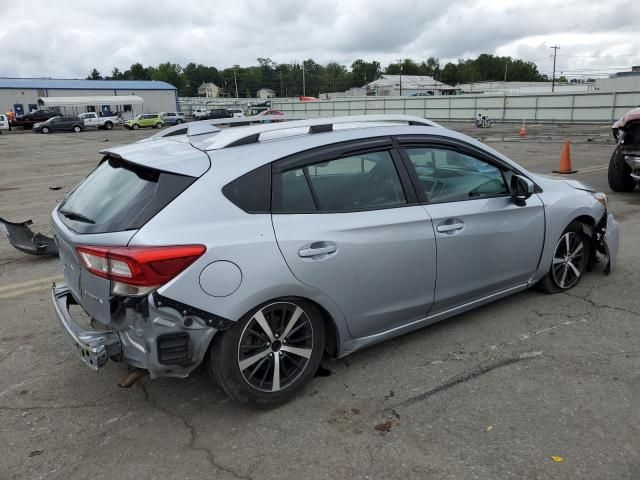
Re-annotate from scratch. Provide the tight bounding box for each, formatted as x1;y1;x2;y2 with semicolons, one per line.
76;245;206;296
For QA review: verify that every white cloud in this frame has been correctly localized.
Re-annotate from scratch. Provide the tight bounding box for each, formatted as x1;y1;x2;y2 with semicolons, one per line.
0;0;638;78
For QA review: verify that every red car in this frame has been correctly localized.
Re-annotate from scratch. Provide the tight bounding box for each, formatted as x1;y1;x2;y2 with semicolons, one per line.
609;107;640;191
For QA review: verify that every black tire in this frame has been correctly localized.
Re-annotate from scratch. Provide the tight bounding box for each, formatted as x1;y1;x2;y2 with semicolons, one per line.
73;125;81;133
41;126;50;134
132;124;139;130
156;122;163;129
104;122;113;130
208;299;325;408
176;119;184;125
537;221;591;294
608;145;634;192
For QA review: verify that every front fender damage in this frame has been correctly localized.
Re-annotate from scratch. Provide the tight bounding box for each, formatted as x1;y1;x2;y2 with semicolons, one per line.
583;212;617;275
0;217;58;256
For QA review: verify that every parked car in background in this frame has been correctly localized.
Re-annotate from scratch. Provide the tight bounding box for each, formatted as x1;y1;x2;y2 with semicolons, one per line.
50;115;618;408
78;112;120;130
17;110;62;129
161;112;186;125
0;114;10;133
193;108;208;119
207;108;233;120
124;113;163;130
227;107;245;118
33;116;84;133
609;106;640;191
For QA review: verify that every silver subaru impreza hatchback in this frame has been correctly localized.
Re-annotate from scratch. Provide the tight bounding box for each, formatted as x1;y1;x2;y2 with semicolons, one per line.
51;115;619;407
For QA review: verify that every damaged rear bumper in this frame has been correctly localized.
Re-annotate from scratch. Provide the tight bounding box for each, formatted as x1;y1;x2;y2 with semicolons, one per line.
52;282;121;370
0;217;58;256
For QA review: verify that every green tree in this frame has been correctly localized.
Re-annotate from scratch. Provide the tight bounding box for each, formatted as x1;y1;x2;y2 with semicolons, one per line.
126;63;151;80
149;62;185;93
182;63;220;96
86;68;102;80
350;59;381;87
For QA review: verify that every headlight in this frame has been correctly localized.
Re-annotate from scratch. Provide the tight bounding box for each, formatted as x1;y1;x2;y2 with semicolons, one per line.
593;192;607;208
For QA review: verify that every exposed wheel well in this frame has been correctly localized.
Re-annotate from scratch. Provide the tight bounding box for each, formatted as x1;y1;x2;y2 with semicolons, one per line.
569;215;598;269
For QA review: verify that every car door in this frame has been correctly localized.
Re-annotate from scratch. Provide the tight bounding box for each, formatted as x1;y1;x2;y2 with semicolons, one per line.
49;117;63;131
271;138;437;338
398;141;545;314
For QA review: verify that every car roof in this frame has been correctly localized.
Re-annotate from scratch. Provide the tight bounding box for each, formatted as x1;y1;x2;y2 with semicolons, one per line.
109;115;524;178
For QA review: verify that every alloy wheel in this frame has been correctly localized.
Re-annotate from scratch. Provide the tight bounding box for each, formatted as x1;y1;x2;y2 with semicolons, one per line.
237;302;314;392
552;232;586;289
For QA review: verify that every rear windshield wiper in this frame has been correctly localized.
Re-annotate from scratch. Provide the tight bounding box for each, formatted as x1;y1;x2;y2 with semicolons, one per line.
59;209;96;224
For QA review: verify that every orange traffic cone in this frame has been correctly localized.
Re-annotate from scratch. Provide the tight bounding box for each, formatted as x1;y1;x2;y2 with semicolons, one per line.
553;140;577;174
519;119;527;137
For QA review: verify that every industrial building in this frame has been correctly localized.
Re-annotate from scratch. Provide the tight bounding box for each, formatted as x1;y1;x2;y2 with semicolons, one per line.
0;78;178;117
364;75;456;96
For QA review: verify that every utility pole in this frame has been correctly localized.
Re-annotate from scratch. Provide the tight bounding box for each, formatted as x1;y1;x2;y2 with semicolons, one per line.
302;64;306;97
233;67;239;98
280;71;283;98
396;59;403;96
550;45;560;93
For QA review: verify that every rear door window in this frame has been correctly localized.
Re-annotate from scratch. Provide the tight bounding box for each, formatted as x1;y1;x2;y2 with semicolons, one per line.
58;157;195;233
274;150;406;213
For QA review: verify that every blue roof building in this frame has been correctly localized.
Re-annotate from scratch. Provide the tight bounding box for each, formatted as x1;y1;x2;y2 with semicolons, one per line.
0;78;176;90
1;77;178;116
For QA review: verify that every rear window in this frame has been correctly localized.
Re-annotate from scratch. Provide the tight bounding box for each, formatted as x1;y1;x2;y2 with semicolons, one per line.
58;157;195;234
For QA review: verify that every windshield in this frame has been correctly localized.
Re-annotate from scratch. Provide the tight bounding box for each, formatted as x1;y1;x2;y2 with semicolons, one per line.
58;157;195;234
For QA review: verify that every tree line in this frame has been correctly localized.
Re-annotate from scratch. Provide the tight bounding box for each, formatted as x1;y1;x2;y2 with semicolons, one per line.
87;54;546;97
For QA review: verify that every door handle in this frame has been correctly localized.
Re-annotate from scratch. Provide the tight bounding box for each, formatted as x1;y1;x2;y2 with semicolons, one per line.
298;242;337;258
437;222;464;233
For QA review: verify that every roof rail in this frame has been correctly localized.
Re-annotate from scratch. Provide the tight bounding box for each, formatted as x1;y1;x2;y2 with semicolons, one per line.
204;115;440;150
151;114;309;140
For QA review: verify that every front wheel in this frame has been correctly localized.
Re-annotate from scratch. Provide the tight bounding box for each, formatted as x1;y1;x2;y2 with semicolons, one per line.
608;146;634;192
132;123;139;130
208;300;325;408
41;126;50;134
73;125;81;133
537;222;591;293
155;122;163;129
104;122;113;130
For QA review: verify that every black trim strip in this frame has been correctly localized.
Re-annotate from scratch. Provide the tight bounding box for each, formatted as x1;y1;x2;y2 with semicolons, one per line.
152;293;234;330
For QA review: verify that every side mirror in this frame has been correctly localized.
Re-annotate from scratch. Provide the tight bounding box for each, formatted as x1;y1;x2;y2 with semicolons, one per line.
511;175;535;206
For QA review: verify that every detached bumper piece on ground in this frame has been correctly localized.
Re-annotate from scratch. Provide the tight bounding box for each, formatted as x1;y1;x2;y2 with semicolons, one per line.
0;216;58;256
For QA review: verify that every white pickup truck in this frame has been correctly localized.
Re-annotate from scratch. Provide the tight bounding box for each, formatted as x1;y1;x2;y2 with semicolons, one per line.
78;112;120;130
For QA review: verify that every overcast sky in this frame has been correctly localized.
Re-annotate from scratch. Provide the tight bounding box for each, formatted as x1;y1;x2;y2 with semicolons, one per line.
1;0;639;79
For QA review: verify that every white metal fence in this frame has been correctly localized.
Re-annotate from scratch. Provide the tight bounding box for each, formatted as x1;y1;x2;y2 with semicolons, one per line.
269;91;640;123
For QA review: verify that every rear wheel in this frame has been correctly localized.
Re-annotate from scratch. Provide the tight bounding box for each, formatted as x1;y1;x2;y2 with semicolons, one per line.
537;222;591;293
608;145;634;192
73;125;81;133
176;119;184;125
156;122;163;129
209;300;324;408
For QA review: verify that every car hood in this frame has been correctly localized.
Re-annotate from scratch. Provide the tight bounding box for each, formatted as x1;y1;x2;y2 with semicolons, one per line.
530;173;596;192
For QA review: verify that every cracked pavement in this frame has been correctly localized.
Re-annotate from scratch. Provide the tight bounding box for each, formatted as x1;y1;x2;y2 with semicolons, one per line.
1;124;639;479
